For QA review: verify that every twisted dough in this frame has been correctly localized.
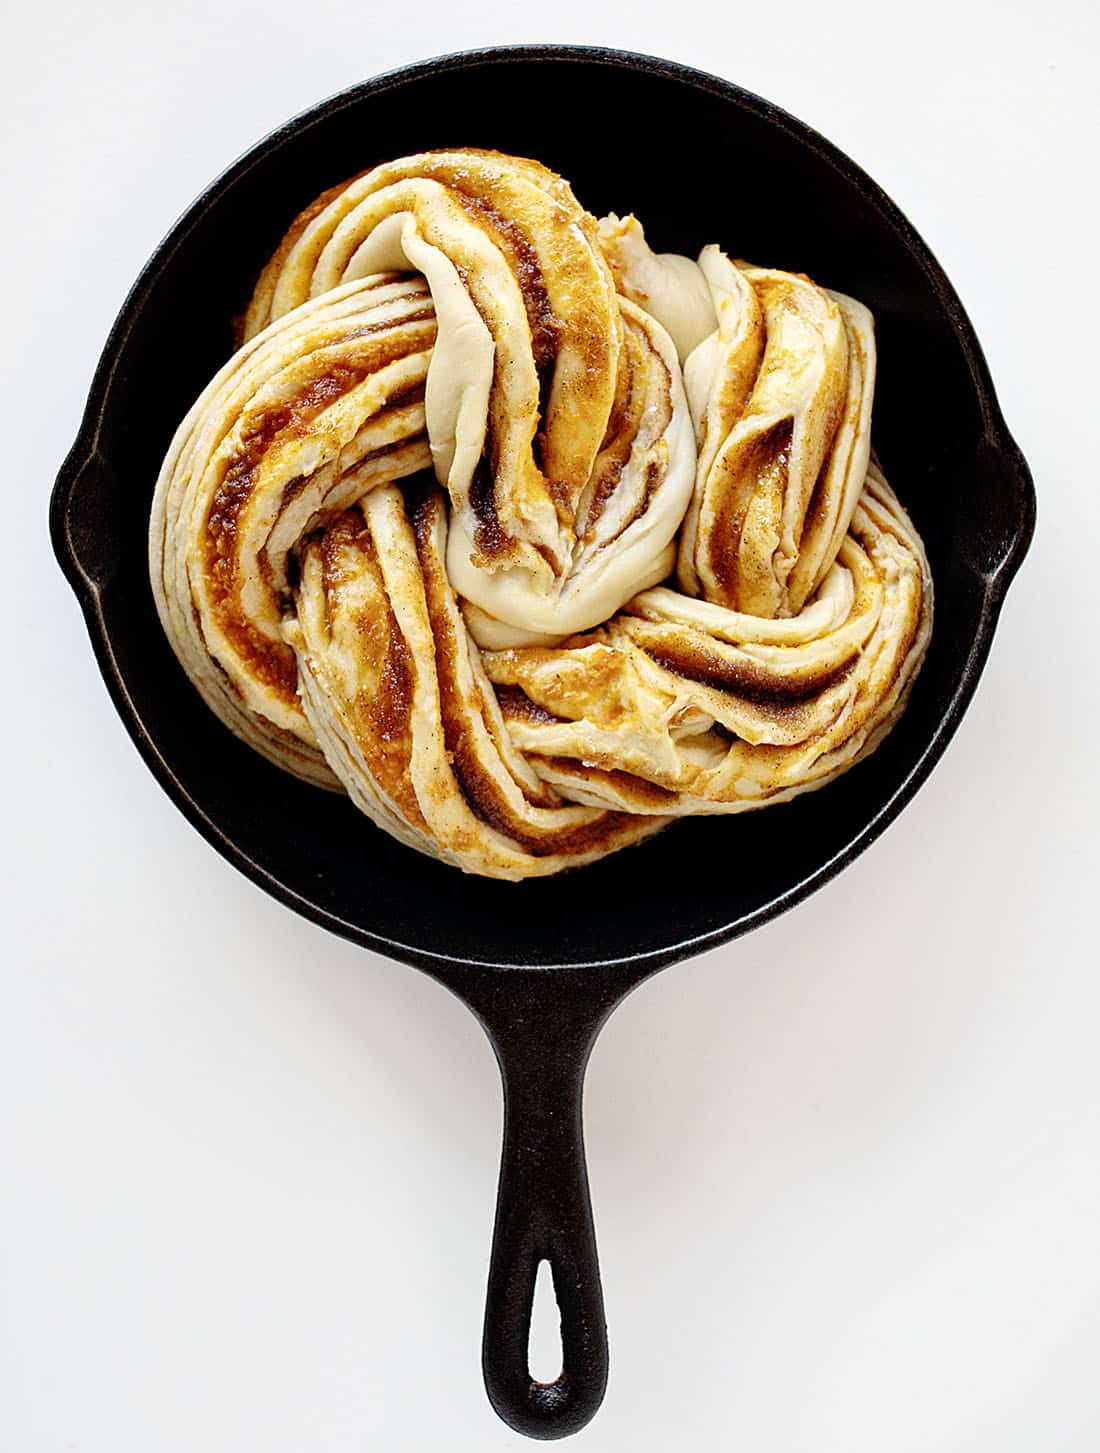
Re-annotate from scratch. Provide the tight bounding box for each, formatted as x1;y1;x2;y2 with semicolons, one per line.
150;149;932;879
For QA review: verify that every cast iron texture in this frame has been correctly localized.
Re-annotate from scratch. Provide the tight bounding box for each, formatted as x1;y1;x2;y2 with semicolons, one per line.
51;46;1036;1440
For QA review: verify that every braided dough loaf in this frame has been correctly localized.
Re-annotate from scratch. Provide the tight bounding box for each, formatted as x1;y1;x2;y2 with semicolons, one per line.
150;149;931;879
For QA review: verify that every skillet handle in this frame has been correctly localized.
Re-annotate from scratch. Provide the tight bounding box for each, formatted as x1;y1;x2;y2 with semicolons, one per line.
473;971;618;1439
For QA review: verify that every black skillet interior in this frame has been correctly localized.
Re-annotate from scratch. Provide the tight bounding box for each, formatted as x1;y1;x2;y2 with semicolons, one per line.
52;47;1036;1441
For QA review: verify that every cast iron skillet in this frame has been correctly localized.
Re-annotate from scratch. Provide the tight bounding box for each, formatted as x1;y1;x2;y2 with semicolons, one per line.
51;46;1035;1440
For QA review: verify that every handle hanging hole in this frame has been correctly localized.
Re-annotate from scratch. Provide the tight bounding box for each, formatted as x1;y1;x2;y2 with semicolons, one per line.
529;1258;564;1385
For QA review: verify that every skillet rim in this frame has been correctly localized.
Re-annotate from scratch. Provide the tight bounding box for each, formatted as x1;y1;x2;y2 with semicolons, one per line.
49;43;1037;980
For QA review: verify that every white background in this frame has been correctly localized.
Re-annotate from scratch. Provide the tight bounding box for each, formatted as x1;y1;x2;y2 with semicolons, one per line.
3;3;1098;1449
